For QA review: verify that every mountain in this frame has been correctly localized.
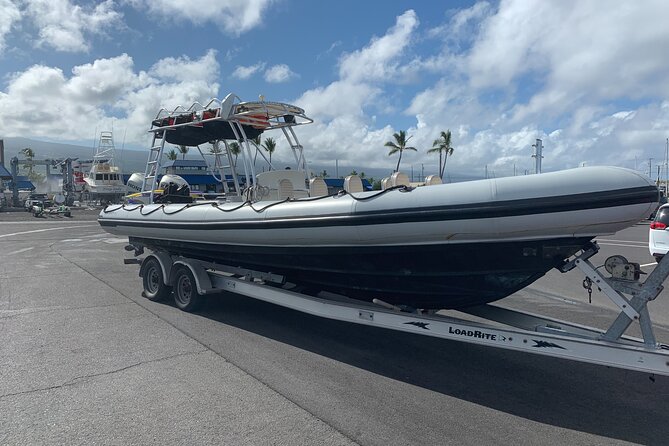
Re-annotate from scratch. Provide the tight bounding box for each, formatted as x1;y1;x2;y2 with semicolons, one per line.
0;136;482;183
0;137;148;172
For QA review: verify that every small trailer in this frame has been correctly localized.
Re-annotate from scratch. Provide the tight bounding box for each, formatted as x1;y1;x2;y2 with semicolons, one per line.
126;240;669;377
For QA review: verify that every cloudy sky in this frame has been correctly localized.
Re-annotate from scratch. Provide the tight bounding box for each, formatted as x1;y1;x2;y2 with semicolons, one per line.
1;0;669;178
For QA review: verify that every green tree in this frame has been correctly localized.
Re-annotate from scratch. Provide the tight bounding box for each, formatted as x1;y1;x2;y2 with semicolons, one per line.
249;136;262;166
320;170;329;178
166;149;178;161
177;145;189;160
228;142;241;167
428;130;454;179
262;137;277;166
384;130;417;172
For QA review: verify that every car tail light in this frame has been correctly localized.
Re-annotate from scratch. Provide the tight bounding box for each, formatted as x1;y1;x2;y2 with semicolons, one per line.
650;221;667;230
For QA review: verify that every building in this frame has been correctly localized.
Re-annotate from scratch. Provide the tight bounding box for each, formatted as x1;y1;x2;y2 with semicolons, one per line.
163;159;225;193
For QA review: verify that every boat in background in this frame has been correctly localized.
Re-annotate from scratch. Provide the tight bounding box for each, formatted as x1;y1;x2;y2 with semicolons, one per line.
98;93;659;309
84;131;127;203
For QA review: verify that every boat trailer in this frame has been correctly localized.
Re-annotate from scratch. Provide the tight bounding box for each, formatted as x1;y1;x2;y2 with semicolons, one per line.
126;241;669;376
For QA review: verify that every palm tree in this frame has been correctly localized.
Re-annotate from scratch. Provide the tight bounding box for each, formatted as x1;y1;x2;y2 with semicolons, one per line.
384;130;417;172
228;142;241;167
177;145;189;160
249;136;262;166
428;130;454;179
20;147;35;178
262;137;277;166
166;149;178;161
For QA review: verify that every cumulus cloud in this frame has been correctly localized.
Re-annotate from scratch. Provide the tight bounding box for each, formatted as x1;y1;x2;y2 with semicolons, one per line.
24;0;124;52
394;0;669;178
0;51;220;143
2;2;669;179
291;10;421;170
467;0;669;117
263;64;296;83
338;9;419;83
133;0;273;35
149;49;220;83
0;0;21;54
231;62;266;80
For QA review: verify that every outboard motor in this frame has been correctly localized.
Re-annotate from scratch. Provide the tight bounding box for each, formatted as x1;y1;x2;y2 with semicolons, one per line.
155;175;192;204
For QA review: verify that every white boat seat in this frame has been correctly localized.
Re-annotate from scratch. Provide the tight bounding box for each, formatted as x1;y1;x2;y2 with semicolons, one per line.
390;172;410;187
380;177;391;190
309;177;328;197
344;175;363;193
278;179;295;199
256;170;308;200
425;175;442;186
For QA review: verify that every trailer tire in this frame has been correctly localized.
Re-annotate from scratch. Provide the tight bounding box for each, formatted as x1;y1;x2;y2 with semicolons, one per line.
142;257;172;301
173;265;202;312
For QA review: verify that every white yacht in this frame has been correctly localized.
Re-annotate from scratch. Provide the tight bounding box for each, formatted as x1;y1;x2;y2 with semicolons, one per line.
84;131;126;203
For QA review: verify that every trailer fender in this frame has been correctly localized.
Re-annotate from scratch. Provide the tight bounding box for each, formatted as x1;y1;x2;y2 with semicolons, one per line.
171;259;214;295
139;251;172;286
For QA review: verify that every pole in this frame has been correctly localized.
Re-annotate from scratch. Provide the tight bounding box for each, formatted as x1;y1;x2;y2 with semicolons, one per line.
532;139;543;174
665;138;669;194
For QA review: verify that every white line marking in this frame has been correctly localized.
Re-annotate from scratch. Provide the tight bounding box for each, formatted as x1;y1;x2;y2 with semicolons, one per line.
5;247;35;255
0;224;98;239
640;262;658;268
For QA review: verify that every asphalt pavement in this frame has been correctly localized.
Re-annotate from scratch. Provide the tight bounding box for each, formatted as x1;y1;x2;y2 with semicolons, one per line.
1;208;668;445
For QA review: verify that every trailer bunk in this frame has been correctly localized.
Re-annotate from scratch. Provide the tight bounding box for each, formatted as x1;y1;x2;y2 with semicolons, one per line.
126;241;669;376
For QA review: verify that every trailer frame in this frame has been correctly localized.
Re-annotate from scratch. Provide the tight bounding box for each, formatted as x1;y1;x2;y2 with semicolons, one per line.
127;241;669;377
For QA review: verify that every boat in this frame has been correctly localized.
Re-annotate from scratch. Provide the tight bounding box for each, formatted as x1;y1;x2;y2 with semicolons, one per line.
98;93;659;309
84;131;127;202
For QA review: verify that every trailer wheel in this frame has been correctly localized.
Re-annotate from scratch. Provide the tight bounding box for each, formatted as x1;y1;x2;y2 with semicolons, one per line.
173;265;202;312
142;257;172;301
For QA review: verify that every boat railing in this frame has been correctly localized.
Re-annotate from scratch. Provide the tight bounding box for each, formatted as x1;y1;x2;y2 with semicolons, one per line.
140;93;313;204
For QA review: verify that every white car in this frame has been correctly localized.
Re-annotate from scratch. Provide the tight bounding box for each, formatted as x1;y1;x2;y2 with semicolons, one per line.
649;203;669;261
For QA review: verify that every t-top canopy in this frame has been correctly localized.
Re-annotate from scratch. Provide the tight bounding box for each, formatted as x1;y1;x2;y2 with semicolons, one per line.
149;96;311;147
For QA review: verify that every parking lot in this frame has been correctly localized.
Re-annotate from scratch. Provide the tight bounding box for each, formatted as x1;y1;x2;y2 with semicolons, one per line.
1;210;668;445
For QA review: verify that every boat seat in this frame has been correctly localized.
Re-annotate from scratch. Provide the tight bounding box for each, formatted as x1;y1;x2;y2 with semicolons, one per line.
390;172;410;187
425;175;442;186
256;170;308;200
309;177;328;197
344;175;363;193
278;179;295;199
380;177;391;190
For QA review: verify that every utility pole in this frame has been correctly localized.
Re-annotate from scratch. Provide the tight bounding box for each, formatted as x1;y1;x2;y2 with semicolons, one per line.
665;138;669;193
532;139;544;174
649;158;653;178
